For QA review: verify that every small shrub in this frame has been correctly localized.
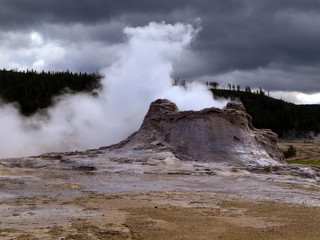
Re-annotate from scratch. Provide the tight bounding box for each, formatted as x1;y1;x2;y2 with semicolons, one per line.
283;145;296;158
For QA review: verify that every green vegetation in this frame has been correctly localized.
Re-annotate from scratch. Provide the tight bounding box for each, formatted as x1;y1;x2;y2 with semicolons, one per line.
209;87;320;138
0;69;102;115
282;145;297;158
286;159;320;166
278;141;320;166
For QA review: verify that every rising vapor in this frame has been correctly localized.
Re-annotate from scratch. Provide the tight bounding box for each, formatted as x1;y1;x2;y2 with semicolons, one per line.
0;22;228;158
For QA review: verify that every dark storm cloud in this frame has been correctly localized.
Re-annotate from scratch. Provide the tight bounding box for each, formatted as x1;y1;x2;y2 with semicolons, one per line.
0;0;193;29
1;0;320;96
189;1;320;72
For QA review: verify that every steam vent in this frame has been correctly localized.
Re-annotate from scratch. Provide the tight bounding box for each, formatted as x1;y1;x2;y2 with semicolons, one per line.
115;99;285;166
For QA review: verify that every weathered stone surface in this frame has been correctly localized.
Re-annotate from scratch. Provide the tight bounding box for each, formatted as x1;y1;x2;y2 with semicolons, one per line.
113;99;285;166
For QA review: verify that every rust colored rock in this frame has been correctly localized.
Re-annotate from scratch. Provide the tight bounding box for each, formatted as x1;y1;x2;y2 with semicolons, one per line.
115;99;285;166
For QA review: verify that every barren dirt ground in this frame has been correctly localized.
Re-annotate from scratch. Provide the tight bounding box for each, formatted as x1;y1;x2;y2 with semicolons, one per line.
0;143;320;239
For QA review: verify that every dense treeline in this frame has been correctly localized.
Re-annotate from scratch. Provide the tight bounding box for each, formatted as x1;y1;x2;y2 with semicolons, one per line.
0;69;102;115
210;88;320;138
301;104;320;111
1;70;319;138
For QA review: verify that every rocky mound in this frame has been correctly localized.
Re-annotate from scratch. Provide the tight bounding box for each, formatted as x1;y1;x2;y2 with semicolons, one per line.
111;99;285;166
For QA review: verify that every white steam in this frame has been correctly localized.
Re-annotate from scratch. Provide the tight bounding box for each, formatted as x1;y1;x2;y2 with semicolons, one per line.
0;22;227;158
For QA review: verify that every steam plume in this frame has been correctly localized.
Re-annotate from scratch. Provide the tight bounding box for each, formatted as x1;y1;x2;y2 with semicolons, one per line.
0;22;227;158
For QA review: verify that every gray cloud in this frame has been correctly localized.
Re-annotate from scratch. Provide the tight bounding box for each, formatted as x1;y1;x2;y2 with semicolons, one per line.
1;0;320;100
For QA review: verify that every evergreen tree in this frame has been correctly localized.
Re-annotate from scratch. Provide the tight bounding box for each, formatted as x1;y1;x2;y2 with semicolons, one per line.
0;69;102;115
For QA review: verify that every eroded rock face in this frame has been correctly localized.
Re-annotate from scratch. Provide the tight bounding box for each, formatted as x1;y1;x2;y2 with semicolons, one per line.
114;99;285;166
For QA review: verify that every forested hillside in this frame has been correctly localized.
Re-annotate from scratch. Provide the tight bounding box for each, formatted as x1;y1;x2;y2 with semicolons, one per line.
301;104;320;111
0;69;319;139
211;88;320;138
0;69;102;115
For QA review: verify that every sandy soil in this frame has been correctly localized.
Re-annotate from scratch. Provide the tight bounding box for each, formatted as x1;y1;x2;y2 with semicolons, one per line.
1;189;320;240
0;145;320;239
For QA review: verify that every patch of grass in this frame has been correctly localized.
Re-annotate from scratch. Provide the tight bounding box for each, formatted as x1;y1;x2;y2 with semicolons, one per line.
286;159;320;166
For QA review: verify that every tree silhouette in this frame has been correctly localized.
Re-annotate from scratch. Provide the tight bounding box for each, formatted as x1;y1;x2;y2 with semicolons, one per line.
0;68;102;115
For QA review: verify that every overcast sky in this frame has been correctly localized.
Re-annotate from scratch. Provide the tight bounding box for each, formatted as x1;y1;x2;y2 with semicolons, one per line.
1;0;320;104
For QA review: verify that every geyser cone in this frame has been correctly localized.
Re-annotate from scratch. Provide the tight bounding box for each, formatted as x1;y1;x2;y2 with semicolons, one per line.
113;99;285;166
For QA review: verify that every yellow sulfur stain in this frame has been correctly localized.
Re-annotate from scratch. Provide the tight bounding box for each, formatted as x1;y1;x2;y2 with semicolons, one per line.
45;183;83;189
